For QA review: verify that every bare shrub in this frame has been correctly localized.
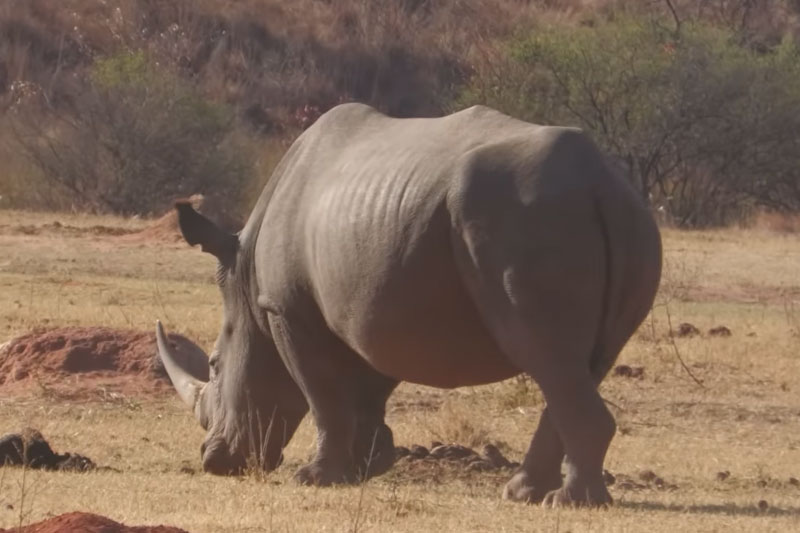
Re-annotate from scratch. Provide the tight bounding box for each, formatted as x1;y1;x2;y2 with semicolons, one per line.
10;51;251;215
460;13;800;227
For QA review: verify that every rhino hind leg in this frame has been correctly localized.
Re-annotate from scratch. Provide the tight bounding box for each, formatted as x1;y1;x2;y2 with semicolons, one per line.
503;407;564;503
491;317;615;508
451;204;614;507
489;312;613;507
268;312;396;486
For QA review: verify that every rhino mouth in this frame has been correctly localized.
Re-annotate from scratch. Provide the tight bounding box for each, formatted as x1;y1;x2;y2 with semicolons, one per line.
200;437;247;475
156;321;290;475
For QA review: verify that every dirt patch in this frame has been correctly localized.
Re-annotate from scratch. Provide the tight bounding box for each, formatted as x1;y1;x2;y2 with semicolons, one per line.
0;222;137;238
0;512;189;533
0;327;208;398
117;210;185;244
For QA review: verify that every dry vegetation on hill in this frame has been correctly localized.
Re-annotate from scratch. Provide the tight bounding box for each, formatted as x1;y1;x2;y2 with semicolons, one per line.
2;0;800;225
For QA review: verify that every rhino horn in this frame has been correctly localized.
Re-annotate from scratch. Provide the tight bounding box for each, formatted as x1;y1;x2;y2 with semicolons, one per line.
155;321;207;415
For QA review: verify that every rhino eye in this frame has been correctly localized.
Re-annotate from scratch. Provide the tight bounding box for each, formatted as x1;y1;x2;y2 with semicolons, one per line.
209;356;220;377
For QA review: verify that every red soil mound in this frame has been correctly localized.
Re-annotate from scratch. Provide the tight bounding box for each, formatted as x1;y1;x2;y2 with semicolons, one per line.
0;511;189;532
119;210;184;244
0;327;208;398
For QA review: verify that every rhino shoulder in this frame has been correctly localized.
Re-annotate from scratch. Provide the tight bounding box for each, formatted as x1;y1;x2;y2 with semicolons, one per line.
310;102;384;132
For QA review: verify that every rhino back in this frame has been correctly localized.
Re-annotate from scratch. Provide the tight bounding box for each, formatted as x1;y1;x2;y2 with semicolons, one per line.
253;104;590;385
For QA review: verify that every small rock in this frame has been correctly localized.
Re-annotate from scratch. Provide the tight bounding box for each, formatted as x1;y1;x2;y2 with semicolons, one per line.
613;365;645;379
758;499;769;511
482;444;513;468
638;469;658;483
5;504;13;510
716;470;731;481
430;441;443;449
654;477;665;489
708;326;732;337
429;445;447;459
789;477;799;487
430;444;475;460
602;469;616;486
617;479;646;491
394;446;410;459
466;459;494;472
676;323;700;337
409;445;429;459
179;461;196;475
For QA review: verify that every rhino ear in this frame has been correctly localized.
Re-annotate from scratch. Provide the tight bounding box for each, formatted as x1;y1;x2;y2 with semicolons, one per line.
175;201;238;265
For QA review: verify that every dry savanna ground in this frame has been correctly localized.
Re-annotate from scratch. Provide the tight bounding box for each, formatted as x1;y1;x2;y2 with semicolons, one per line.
0;209;799;532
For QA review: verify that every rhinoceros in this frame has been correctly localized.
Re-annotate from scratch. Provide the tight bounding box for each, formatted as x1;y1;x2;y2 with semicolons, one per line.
156;103;661;507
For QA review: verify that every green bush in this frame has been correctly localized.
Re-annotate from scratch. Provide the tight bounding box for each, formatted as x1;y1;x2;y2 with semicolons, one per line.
12;51;251;216
459;16;800;227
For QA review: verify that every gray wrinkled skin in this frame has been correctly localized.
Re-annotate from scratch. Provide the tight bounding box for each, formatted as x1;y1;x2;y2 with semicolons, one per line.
157;104;662;507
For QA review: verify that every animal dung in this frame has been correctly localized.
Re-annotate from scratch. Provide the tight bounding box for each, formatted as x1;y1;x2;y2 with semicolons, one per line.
0;428;97;472
676;322;701;337
395;441;518;473
708;325;733;337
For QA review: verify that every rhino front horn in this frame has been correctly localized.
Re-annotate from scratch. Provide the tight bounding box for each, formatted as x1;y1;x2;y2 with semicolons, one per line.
155;321;207;415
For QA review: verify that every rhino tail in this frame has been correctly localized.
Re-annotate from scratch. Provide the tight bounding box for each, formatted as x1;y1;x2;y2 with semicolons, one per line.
588;191;617;382
589;179;661;384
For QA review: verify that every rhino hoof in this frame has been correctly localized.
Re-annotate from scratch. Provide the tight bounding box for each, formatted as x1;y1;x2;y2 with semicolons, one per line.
294;462;356;487
502;470;559;504
541;486;613;509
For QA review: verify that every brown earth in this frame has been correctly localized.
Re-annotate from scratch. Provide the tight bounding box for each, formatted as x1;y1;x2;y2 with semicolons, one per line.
0;327;208;399
0;511;189;533
0;194;241;245
116;210;185;244
0;222;138;238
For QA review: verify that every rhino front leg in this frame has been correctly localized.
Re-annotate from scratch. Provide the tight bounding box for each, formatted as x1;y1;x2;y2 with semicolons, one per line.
268;312;396;486
352;372;398;479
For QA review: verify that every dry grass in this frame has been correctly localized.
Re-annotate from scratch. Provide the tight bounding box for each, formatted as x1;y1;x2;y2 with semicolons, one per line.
0;210;799;532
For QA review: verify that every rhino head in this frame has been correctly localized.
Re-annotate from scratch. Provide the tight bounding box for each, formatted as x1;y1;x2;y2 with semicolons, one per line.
156;202;308;475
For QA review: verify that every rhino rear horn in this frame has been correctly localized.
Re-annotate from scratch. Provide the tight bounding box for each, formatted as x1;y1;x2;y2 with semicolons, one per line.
175;201;237;264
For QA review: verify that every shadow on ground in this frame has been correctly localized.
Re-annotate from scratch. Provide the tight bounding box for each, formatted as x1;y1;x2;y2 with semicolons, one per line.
619;500;800;517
